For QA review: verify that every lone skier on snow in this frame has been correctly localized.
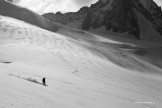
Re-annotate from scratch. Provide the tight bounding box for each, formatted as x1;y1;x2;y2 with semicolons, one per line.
42;77;46;86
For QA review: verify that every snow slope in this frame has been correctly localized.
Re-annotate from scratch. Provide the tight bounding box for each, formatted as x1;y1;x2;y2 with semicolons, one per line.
0;15;162;108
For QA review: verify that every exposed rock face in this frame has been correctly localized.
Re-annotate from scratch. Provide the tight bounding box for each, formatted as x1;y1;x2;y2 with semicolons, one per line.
81;0;140;39
43;0;162;42
43;6;89;24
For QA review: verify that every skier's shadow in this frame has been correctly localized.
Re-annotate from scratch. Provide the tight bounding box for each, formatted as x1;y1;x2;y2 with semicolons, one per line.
8;73;46;86
23;77;45;86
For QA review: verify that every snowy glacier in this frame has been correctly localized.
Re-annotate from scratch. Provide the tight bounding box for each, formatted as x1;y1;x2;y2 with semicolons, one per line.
0;15;162;108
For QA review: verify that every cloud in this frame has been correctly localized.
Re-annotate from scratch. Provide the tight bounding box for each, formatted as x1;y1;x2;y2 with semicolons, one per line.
72;0;97;6
13;0;21;3
16;0;98;14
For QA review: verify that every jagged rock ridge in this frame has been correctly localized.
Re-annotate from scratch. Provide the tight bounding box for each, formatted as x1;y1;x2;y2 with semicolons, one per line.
43;6;89;24
43;0;162;42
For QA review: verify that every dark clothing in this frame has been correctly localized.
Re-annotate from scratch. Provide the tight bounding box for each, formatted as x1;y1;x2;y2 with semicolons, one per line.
42;77;46;85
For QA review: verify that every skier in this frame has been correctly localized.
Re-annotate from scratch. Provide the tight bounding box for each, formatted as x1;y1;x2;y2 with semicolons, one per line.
42;77;46;86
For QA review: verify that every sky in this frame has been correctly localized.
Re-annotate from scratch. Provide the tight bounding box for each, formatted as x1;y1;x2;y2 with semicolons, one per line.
13;0;162;15
13;0;98;14
154;0;162;7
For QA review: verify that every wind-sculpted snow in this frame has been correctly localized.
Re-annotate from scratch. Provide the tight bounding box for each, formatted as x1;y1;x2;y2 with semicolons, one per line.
58;27;162;74
0;15;162;108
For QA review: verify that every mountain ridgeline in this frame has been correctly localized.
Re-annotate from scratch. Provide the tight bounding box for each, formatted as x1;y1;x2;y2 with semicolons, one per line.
43;0;162;42
0;0;60;33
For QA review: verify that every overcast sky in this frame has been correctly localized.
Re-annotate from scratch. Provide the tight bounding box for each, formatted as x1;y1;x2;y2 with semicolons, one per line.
13;0;98;14
13;0;162;15
154;0;162;7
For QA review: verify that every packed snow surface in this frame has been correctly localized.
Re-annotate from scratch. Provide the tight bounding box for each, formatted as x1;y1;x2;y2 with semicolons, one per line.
0;15;162;108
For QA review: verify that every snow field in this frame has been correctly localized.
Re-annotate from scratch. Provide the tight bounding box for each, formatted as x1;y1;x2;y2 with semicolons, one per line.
0;15;162;108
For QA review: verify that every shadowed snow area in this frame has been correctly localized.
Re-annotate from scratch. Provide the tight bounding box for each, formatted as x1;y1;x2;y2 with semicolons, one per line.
0;15;162;108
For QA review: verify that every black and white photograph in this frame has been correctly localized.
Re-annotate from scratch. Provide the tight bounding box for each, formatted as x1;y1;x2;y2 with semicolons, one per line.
0;0;162;108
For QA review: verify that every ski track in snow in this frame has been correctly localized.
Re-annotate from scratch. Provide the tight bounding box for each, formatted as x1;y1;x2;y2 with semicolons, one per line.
0;15;162;108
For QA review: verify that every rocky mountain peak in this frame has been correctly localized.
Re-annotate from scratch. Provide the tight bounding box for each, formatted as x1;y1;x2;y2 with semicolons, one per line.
43;0;162;42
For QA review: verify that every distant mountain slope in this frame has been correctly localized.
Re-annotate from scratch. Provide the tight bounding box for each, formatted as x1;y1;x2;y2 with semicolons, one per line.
43;0;162;42
43;6;89;25
0;0;60;33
